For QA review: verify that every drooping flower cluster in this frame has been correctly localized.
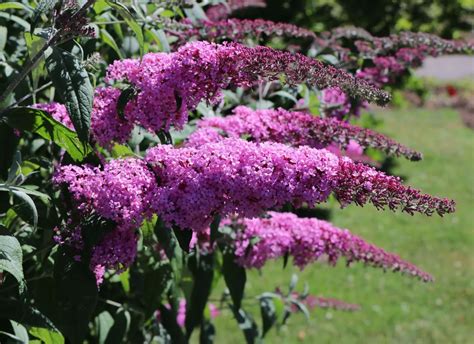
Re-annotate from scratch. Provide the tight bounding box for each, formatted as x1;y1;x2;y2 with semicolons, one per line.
354;30;474;56
233;212;433;281
106;41;391;131
205;0;266;21
317;27;474;87
144;140;340;231
172;18;317;47
56;139;453;236
356;51;425;87
335;159;455;216
186;106;422;160
53;159;158;280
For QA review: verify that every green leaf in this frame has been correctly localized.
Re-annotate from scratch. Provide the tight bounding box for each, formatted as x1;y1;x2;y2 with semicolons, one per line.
288;273;298;294
100;29;123;59
105;308;130;344
142;263;173;318
10;188;38;229
54;252;98;344
0;13;30;30
119;268;130;294
106;1;144;56
0;26;7;52
10;320;29;343
0;2;30;11
29;327;64;344
185;252;214;338
199;320;215;344
0;330;27;343
173;227;193;253
0;235;25;294
259;298;276;338
25;33;46;95
95;311;114;344
0;123;20;180
230;308;261;344
46;47;93;143
110;143;135;158
0;297;58;330
9;186;49;199
222;251;246;310
1;107;91;161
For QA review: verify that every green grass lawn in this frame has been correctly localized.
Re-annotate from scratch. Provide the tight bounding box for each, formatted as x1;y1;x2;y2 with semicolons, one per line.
209;108;474;343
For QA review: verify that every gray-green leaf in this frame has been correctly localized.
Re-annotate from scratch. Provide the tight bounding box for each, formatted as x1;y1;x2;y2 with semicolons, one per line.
0;235;25;294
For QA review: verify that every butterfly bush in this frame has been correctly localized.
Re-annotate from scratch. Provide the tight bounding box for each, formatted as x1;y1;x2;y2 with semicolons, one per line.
233;212;433;281
105;41;390;131
186;106;422;160
319;28;474;87
172;18;317;47
55;139;453;237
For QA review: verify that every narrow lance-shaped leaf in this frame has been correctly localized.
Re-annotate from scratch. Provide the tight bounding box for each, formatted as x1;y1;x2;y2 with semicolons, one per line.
185;253;214;338
46;47;93;143
230;307;261;344
222;251;246;310
259;297;276;338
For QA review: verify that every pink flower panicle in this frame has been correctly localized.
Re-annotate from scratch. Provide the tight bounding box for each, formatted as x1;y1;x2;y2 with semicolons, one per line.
205;0;266;21
335;159;455;216
234;212;433;282
227;42;391;105
320;27;473;87
356;51;424;87
357;31;474;56
186;106;422;160
54;158;157;225
326;27;473;56
106;43;391;129
55;139;454;234
145;139;340;231
173;18;317;47
53;159;157;282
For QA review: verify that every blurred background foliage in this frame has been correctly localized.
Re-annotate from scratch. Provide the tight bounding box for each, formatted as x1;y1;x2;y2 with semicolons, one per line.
237;0;474;38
